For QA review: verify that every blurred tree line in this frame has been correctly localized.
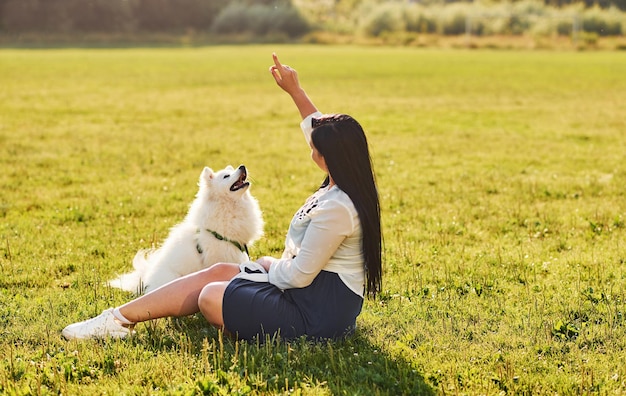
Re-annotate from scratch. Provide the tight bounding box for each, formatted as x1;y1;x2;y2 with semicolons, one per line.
542;0;625;9
0;0;310;36
0;0;623;36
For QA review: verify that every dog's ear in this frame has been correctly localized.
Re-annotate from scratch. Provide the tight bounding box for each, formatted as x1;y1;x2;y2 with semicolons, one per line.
201;167;215;182
226;165;234;171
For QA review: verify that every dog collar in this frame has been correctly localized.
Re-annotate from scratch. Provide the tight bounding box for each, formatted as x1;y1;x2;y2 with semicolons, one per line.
196;228;249;256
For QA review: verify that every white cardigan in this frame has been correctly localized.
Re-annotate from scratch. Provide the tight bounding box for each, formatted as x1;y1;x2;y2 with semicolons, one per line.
267;112;366;297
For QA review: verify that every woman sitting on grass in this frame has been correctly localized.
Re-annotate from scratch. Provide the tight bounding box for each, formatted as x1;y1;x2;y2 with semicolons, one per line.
62;53;382;341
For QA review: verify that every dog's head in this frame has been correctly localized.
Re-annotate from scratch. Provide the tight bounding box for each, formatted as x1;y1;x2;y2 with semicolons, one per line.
199;165;251;199
191;164;263;245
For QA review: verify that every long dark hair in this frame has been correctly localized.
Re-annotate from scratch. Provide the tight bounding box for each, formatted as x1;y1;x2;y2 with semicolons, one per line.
311;114;382;297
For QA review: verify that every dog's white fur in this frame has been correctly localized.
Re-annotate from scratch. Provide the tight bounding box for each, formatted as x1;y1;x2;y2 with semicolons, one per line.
109;165;263;294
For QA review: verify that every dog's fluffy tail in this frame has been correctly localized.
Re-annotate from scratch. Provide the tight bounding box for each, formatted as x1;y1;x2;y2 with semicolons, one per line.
108;250;152;294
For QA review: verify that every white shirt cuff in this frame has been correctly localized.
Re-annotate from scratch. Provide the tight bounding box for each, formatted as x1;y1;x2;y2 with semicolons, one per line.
300;111;323;144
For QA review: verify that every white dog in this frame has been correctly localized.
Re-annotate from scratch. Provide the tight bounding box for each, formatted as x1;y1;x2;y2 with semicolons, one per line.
109;165;263;294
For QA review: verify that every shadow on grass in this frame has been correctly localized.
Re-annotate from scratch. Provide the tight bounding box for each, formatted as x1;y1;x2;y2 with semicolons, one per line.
132;314;435;395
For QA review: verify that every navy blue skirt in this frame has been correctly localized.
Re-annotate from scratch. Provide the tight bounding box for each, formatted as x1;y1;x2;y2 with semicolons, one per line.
222;270;363;341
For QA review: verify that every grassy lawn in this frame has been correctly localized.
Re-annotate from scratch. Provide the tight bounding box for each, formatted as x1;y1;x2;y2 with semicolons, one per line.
1;45;625;394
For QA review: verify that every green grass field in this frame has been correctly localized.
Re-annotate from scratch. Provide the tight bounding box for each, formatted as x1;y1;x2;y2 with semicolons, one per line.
1;45;625;394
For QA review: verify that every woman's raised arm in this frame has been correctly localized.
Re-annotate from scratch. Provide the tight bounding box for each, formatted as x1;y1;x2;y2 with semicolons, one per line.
269;53;318;120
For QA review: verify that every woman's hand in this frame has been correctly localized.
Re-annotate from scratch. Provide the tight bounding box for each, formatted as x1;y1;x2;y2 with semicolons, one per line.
269;53;302;96
255;256;274;272
269;53;318;119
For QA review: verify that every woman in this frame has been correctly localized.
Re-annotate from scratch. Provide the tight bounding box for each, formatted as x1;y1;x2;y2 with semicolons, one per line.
62;53;382;341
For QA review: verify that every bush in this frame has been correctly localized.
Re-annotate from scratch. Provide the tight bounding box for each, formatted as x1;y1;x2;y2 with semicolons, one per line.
556;19;574;36
210;4;250;35
271;5;311;37
404;5;437;34
360;3;405;37
511;0;549;18
581;6;622;35
210;2;309;38
66;0;137;33
134;0;225;32
438;3;470;36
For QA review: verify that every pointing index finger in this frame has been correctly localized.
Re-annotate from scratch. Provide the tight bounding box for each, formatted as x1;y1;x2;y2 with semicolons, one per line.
272;53;283;69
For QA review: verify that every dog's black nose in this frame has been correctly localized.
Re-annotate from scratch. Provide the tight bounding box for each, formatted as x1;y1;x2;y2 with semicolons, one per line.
238;165;246;173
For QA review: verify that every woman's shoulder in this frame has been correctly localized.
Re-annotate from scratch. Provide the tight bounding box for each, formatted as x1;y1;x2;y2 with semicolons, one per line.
318;186;357;214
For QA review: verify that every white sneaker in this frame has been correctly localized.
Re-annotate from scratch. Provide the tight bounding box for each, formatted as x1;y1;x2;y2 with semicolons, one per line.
62;308;135;340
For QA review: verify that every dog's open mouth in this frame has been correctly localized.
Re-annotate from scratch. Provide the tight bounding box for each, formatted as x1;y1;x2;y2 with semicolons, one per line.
230;167;250;191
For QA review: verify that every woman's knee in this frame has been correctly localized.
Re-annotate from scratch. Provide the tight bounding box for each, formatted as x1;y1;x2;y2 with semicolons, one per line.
203;262;240;279
198;282;227;327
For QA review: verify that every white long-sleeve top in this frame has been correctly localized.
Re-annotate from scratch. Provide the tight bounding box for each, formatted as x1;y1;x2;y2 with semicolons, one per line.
267;112;366;297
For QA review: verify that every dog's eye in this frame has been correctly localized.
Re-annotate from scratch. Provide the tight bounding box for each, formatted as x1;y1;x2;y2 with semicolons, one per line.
223;175;230;179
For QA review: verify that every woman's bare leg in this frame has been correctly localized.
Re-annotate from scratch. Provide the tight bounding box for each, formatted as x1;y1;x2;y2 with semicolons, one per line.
118;263;241;323
198;281;230;328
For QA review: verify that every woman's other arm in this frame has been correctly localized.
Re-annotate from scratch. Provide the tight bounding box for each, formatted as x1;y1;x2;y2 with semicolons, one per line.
268;200;354;289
